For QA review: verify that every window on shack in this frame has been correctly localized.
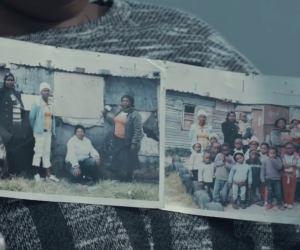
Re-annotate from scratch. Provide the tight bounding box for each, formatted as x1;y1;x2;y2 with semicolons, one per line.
182;104;195;130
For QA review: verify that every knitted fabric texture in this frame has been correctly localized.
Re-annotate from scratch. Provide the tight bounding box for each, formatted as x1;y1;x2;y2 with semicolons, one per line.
1;1;299;250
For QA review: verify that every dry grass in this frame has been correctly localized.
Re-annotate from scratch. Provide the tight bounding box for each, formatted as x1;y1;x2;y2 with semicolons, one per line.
164;172;197;208
0;177;159;201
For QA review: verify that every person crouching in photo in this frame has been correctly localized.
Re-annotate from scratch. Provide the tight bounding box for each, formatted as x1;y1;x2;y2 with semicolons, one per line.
198;151;215;200
260;147;285;211
102;95;144;182
246;149;264;206
280;142;300;209
228;152;252;210
213;143;234;206
29;82;59;183
65;125;101;183
188;143;202;181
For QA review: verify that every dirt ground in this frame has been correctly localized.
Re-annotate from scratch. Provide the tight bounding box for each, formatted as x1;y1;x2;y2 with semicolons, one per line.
165;156;300;218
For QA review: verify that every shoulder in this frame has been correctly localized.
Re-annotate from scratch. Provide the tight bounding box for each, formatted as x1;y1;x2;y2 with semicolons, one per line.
83;137;91;143
120;1;259;73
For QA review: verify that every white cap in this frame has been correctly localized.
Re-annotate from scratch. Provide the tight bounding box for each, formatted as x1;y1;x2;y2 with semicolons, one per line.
209;133;218;140
39;82;51;93
197;109;207;117
249;136;259;145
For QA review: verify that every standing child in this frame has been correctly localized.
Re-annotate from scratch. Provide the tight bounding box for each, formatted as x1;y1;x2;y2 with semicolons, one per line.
259;142;269;204
188;143;203;181
211;142;221;162
230;138;246;156
206;133;219;152
246;149;264;206
280;142;300;209
198;151;215;200
260;147;285;211
213;143;234;206
228;152;252;209
244;136;260;161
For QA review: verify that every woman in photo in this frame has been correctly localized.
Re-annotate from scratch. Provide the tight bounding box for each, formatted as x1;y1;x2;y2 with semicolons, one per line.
222;111;242;149
65;125;100;183
270;118;293;154
29;82;59;183
0;73;25;177
103;95;144;182
189;110;213;152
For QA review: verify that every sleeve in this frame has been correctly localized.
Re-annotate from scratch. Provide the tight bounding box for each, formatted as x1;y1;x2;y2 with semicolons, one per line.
221;122;229;139
214;153;224;168
188;154;194;171
104;112;115;125
296;155;300;169
198;165;204;182
272;158;282;170
228;166;235;183
248;166;253;185
67;139;79;167
270;130;286;147
245;127;252;139
224;156;234;170
88;140;99;158
29;101;38;128
131;111;144;145
260;161;266;182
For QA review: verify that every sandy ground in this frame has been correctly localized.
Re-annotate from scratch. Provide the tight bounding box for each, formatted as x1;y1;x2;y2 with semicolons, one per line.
165;156;300;218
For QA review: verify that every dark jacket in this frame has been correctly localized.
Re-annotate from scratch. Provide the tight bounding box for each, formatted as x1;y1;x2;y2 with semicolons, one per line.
0;87;25;145
246;158;262;186
221;121;242;149
105;108;144;150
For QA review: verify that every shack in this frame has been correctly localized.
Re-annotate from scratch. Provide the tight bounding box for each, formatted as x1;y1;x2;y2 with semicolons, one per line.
166;90;300;150
0;63;160;174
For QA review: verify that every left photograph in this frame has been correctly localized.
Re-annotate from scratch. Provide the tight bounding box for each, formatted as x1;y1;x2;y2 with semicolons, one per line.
0;38;163;208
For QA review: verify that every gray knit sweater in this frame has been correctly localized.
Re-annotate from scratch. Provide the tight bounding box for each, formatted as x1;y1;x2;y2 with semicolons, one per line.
1;1;299;250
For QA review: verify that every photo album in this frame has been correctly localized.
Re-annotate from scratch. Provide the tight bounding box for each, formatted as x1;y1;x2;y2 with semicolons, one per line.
1;37;300;224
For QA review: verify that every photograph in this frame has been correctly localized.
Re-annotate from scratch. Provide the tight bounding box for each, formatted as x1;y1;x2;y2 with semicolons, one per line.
0;38;164;208
164;62;300;224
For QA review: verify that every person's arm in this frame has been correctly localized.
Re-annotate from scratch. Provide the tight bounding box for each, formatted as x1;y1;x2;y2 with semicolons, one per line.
224;156;233;170
214;153;224;168
88;140;100;158
198;165;204;182
131;112;144;146
103;111;115;125
187;154;194;171
244;127;252;139
29;101;38;128
221;122;230;139
272;158;282;171
270;130;286;147
260;161;266;182
67;139;79;167
228;165;235;183
247;166;253;185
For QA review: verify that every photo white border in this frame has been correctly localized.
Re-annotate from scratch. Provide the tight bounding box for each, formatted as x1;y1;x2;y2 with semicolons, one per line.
164;61;300;225
0;38;166;209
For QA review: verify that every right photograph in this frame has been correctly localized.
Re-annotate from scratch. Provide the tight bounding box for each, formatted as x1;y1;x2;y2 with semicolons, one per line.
164;86;300;223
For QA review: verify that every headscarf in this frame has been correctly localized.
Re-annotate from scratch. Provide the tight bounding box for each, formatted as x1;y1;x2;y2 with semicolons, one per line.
0;73;17;102
197;109;207;117
226;111;237;123
39;82;51;93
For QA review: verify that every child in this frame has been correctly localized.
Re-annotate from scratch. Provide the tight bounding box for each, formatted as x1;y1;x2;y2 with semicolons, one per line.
259;142;269;204
188;143;203;181
228;152;252;209
213;143;234;206
211;142;221;162
244;136;260;161
198;151;215;200
280;142;300;209
289;114;300;139
260;147;285;211
206;133;219;152
230;138;246;156
238;112;252;148
246;149;264;206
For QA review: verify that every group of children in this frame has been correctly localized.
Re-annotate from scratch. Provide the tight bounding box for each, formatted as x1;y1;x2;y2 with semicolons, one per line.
188;133;300;211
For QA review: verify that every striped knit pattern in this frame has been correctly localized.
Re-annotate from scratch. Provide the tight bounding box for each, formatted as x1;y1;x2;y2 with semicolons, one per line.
1;0;299;250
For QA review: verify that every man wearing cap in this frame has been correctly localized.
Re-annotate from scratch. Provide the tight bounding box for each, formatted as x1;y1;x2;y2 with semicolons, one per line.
189;109;213;152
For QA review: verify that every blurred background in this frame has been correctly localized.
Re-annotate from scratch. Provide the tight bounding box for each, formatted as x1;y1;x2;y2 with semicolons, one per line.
122;0;300;78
